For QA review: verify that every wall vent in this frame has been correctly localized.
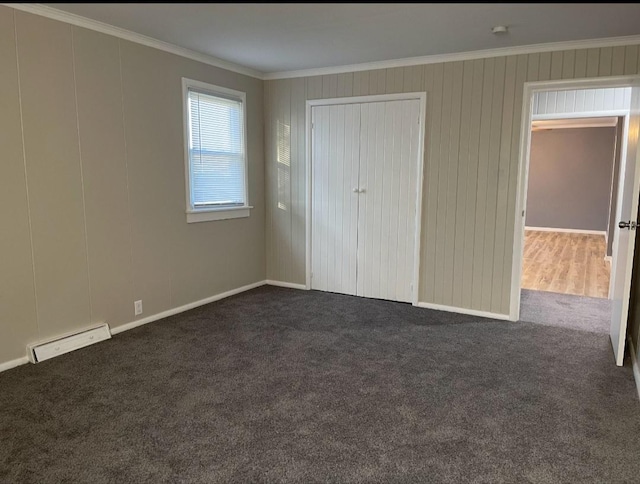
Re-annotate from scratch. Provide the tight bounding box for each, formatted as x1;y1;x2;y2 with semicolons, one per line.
26;323;111;363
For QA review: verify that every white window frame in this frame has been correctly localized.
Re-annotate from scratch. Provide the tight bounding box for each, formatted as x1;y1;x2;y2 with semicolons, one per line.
182;78;252;223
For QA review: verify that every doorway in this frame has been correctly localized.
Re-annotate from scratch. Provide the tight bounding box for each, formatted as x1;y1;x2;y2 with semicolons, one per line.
523;111;626;295
511;76;640;366
305;93;427;305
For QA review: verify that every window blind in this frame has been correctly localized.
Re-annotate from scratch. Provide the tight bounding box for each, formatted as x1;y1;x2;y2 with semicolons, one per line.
187;89;246;208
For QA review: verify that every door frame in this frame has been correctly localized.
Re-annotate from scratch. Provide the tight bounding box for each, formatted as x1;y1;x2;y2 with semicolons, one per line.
510;75;640;321
305;92;428;305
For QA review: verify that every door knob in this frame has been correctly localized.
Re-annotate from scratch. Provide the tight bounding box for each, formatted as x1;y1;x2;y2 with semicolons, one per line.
619;221;637;230
353;188;359;193
358;188;366;193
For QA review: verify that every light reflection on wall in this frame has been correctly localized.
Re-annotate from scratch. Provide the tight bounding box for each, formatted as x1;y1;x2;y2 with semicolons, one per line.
277;120;291;211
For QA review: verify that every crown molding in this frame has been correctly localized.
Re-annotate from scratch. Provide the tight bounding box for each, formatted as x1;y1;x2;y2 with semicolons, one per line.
2;3;264;79
5;3;640;83
263;34;640;80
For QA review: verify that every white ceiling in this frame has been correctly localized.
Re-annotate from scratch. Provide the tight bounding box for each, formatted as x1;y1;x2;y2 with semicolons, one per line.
42;3;640;75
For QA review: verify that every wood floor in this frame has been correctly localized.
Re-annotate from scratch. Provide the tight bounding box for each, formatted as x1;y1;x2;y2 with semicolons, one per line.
521;230;610;299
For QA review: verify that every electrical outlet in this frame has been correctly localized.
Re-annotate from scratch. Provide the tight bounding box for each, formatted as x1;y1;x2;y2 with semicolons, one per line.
134;300;143;316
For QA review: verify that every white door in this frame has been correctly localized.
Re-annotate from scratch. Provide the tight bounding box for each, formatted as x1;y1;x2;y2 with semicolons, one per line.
610;84;640;366
310;103;361;295
357;99;421;302
310;98;421;303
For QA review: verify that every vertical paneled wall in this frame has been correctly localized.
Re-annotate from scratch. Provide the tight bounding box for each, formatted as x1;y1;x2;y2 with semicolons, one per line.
0;8;38;363
17;12;92;343
0;6;265;364
265;45;640;315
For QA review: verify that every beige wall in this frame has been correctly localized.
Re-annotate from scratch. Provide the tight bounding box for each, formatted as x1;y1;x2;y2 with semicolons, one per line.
265;46;640;316
0;7;265;364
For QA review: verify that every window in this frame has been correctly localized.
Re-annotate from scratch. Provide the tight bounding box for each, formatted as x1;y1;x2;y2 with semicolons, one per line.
182;78;251;223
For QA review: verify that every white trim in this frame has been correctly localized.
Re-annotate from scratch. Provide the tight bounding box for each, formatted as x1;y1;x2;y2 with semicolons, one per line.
3;3;263;79
0;356;29;373
628;336;640;400
266;280;308;290
523;76;640;91
305;99;312;290
110;280;266;335
186;206;252;223
416;302;510;321
532;118;619;130
182;78;250;223
305;92;427;303
413;95;428;306
510;75;640;322
264;35;640;80
532;110;629;121
605;255;612;263
306;93;425;107
525;227;606;236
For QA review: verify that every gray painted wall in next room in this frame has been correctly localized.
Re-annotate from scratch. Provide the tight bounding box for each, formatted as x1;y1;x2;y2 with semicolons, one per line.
526;126;617;232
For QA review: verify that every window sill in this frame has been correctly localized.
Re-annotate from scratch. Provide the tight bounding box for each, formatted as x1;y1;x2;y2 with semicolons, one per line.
186;206;253;223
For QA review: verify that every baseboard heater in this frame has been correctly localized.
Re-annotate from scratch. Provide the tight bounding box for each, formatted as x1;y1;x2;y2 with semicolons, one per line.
26;323;111;363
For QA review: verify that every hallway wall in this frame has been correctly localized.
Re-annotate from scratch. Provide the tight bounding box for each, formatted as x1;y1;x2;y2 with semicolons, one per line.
526;126;617;231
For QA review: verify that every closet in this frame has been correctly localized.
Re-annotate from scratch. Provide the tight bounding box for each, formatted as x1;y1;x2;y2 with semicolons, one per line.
310;97;422;303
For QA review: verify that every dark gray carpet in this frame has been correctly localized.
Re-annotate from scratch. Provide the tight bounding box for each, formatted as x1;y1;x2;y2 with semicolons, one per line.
1;286;640;483
520;289;611;334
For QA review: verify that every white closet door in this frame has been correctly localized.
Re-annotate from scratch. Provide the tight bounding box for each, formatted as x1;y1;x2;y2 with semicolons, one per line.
357;99;421;303
311;104;361;295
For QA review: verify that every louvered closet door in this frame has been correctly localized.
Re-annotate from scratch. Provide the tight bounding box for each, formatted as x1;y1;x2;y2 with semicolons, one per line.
310;104;361;295
356;99;421;303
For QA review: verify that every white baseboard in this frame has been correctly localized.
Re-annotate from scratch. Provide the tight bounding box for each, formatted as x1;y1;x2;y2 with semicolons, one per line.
0;281;510;372
0;356;29;373
416;301;510;321
0;280;268;373
605;255;612;263
111;280;267;335
525;226;606;236
628;336;640;401
266;280;308;290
